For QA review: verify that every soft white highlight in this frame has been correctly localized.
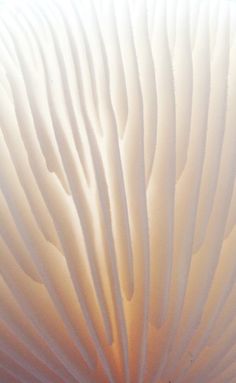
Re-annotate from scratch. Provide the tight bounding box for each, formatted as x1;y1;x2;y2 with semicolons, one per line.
0;0;236;382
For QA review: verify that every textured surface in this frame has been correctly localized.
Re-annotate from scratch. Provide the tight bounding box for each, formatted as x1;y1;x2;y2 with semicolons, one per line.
0;0;236;382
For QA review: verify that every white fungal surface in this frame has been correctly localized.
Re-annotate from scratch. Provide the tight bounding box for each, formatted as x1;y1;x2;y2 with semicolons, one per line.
0;0;236;382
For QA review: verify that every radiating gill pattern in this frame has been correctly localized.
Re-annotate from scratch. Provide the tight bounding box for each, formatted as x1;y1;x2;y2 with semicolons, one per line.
0;0;236;382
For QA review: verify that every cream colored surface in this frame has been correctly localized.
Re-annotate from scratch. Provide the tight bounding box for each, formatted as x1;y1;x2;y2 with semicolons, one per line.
0;0;236;382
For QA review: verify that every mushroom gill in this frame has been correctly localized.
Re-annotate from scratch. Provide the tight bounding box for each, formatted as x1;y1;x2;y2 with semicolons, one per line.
0;0;236;382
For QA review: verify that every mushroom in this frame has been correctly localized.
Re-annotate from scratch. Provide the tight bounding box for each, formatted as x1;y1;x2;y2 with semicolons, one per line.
0;0;235;382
